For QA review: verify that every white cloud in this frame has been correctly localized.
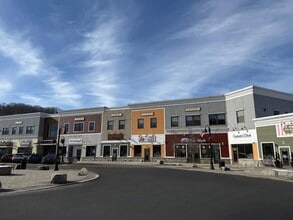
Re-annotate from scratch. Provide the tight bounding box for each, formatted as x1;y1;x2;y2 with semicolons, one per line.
0;25;82;108
148;0;293;99
0;80;13;99
76;13;126;107
0;28;43;76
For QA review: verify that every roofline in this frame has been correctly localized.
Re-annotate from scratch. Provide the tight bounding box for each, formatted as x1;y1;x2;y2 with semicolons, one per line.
225;85;293;101
0;112;50;120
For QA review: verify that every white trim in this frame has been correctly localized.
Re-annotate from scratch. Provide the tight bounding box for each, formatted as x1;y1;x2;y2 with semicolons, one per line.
254;113;293;127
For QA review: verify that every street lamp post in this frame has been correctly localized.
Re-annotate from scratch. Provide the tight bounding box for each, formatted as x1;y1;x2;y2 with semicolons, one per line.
61;137;65;163
204;126;214;170
54;127;66;171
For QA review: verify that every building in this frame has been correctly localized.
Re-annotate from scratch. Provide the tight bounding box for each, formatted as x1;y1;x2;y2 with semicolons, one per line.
129;107;165;161
57;107;104;161
254;113;293;167
225;86;293;166
0;112;53;156
1;85;293;166
101;106;132;161
163;95;229;163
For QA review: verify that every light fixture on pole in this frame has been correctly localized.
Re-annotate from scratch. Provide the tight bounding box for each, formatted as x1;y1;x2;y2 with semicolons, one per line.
204;126;214;170
54;126;66;171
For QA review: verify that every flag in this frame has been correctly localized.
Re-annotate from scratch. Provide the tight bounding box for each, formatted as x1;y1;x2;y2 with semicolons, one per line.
200;131;206;139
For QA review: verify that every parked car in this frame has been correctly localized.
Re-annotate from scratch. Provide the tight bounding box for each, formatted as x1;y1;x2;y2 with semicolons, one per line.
0;154;13;162
41;154;58;164
12;153;29;163
28;154;42;163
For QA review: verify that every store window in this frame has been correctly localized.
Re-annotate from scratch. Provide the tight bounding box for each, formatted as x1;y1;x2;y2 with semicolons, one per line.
233;144;253;159
150;118;157;128
171;116;179;127
134;145;142;157
88;121;95;131
262;143;274;159
138;119;144;129
107;121;113;130
64;123;69;133
26;126;35;134
2;128;9;135
185;115;201;126
12;127;17;135
74;122;84;132
19;127;24;135
120;145;128;157
48;124;57;138
200;144;211;158
175;145;187;158
153;145;161;157
86;146;96;156
236;110;245;123
103;146;110;157
119;120;125;129
209;113;226;125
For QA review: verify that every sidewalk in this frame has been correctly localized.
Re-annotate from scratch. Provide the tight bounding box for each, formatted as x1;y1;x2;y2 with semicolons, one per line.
164;162;293;182
0;168;99;195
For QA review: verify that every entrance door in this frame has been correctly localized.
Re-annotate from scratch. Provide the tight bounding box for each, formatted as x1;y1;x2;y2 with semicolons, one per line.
213;145;220;164
232;147;238;163
112;148;118;161
280;147;290;166
144;148;150;162
76;149;81;161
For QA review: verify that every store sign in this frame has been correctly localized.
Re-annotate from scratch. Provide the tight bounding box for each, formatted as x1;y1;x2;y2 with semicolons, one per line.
141;112;154;116
233;133;252;138
74;117;85;121
15;121;23;125
180;137;206;143
111;113;123;117
68;138;83;145
131;134;165;144
20;140;31;147
276;122;293;137
185;107;201;112
139;134;156;142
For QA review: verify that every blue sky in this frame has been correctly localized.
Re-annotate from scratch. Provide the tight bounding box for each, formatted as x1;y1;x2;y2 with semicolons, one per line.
0;0;293;110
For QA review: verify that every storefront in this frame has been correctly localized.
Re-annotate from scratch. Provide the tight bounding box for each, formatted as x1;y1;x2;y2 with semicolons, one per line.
165;133;229;164
130;134;165;161
67;137;83;161
0;141;13;155
101;140;130;160
228;129;259;166
17;140;34;154
254;113;293;167
64;134;101;161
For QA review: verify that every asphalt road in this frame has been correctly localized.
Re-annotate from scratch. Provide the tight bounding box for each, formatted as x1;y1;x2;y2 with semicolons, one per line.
1;164;292;220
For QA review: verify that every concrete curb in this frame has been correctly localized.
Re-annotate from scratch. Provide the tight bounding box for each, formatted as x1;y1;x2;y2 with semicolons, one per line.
160;164;293;183
0;172;100;197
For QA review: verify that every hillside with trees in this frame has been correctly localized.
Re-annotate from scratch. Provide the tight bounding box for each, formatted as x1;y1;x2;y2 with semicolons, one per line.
0;103;58;116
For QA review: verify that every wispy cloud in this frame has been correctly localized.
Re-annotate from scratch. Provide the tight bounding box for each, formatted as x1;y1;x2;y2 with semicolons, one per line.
0;28;43;76
76;10;126;107
0;24;82;108
147;0;293;98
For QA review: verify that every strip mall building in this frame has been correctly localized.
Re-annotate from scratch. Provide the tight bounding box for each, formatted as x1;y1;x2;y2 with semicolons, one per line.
0;85;293;166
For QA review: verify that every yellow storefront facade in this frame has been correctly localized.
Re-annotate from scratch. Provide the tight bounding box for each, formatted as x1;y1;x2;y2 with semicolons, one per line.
131;108;165;161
